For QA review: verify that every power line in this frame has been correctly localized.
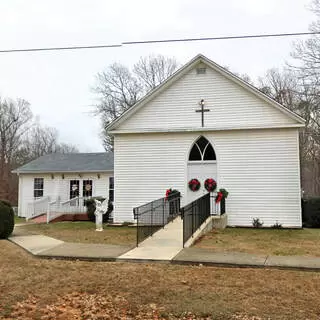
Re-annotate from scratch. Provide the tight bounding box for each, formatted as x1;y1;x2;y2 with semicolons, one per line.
0;43;121;53
0;31;320;53
123;31;320;45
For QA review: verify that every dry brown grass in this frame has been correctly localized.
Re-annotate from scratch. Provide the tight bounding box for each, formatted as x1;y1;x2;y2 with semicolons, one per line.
14;222;136;245
194;228;320;256
1;240;320;319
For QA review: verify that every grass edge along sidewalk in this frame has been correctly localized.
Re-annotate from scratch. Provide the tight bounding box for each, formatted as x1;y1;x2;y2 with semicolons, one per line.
7;233;320;271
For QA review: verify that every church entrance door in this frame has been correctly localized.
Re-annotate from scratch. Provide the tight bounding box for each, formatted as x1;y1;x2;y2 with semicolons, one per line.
186;136;217;204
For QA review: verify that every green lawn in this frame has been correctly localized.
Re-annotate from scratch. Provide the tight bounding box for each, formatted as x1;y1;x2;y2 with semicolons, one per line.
194;227;320;256
14;221;136;245
14;216;26;224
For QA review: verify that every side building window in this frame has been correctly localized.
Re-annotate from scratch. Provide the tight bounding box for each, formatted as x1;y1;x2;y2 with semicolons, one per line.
70;180;80;199
34;178;44;198
83;180;93;198
109;177;114;202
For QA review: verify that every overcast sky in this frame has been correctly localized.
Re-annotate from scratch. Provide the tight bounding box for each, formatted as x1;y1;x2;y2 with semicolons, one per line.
0;0;315;152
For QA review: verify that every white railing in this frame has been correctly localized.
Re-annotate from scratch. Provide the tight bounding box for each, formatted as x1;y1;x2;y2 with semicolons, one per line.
28;195;105;223
47;199;60;223
60;196;90;213
46;196;92;223
26;196;50;221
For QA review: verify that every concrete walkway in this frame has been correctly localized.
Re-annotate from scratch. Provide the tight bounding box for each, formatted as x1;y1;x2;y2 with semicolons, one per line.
118;216;183;262
7;225;320;271
9;234;133;261
173;248;320;271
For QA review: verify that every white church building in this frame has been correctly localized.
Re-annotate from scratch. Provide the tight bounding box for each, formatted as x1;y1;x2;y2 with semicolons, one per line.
15;54;305;227
108;54;305;227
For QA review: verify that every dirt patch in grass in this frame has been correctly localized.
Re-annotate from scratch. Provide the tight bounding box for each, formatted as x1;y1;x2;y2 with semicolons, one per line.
14;222;136;245
1;241;320;319
194;228;320;256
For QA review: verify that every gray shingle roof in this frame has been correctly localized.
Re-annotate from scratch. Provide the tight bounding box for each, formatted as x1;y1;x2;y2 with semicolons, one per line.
13;152;114;174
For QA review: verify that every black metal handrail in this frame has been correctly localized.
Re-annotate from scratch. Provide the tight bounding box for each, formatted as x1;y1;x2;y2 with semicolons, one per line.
134;192;181;246
181;193;210;247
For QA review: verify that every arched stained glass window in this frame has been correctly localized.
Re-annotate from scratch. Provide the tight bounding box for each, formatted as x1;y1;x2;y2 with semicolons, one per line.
189;136;216;161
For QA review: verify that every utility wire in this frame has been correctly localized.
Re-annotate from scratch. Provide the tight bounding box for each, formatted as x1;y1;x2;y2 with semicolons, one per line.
0;31;320;53
123;31;320;45
0;44;121;53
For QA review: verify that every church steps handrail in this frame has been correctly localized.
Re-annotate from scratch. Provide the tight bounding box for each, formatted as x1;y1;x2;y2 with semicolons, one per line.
46;196;104;223
181;193;211;247
134;198;169;217
133;196;167;217
47;199;58;223
134;192;181;246
27;196;50;205
26;196;50;221
60;196;92;207
60;196;82;206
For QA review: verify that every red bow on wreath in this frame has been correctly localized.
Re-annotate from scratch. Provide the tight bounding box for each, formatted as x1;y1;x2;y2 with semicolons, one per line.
165;189;172;200
215;191;223;203
188;178;201;191
204;178;217;192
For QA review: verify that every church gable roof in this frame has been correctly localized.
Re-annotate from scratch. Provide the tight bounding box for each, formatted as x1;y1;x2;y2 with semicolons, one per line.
107;54;305;133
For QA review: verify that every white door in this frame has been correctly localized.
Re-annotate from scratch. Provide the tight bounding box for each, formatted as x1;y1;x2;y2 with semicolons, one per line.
186;136;218;204
187;162;217;203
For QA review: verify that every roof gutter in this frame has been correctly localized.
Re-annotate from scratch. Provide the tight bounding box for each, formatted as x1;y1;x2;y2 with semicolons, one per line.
12;169;114;174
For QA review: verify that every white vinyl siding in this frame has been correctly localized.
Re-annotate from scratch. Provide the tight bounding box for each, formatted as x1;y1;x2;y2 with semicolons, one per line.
113;129;301;227
116;66;296;132
18;172;112;217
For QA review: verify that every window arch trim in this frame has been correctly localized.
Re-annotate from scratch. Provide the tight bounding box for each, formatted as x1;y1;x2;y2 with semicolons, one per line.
188;136;216;162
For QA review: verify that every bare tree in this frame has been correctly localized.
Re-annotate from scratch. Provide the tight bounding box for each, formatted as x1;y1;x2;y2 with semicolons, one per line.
0;96;79;203
258;68;299;108
291;0;320;86
0;97;32;200
95;63;142;123
55;143;78;154
133;54;179;92
16;124;79;164
94;55;179;150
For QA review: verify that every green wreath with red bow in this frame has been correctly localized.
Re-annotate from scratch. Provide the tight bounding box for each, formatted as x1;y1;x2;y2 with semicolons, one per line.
204;178;217;192
188;178;201;191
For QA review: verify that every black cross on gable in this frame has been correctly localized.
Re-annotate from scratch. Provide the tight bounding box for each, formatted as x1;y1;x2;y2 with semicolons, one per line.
195;99;210;127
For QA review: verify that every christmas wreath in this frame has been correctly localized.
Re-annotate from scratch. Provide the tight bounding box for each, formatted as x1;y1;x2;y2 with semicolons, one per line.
165;188;179;200
188;178;201;191
215;188;229;203
204;178;217;192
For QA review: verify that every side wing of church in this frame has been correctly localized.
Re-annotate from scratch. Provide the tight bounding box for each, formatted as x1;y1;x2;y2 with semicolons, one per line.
107;54;305;227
